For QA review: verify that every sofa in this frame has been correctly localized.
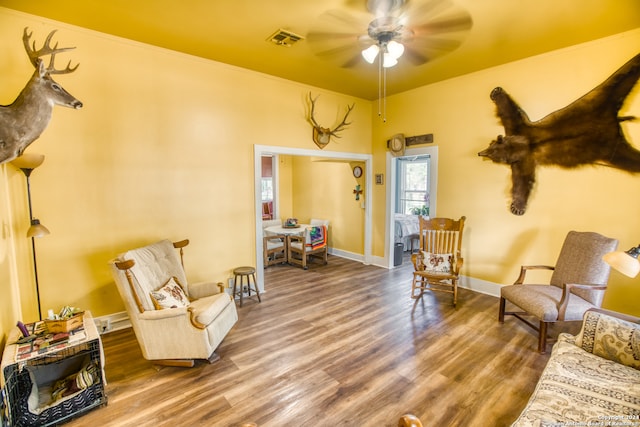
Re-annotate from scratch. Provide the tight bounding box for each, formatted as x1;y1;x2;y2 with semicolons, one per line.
109;239;238;367
512;308;640;426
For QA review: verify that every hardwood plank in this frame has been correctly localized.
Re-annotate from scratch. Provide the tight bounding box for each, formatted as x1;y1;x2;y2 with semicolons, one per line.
63;255;558;427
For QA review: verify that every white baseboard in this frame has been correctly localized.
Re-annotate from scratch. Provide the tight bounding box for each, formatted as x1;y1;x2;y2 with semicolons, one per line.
328;247;365;263
459;275;501;298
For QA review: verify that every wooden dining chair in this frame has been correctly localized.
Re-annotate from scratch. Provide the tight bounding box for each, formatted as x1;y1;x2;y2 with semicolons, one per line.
262;219;286;267
287;219;329;269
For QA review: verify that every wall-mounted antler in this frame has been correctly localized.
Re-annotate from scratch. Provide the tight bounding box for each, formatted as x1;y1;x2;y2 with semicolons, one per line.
0;28;82;165
23;28;79;74
308;93;354;149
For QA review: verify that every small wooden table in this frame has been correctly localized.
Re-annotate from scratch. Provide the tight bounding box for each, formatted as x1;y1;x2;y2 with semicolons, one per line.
264;224;310;236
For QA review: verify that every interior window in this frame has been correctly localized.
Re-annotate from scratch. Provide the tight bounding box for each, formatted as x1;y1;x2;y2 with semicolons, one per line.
396;155;430;216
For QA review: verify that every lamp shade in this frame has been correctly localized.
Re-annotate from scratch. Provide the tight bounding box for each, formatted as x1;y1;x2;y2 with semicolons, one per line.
382;53;398;68
362;44;380;64
603;246;640;278
27;219;50;238
386;40;404;59
10;153;45;170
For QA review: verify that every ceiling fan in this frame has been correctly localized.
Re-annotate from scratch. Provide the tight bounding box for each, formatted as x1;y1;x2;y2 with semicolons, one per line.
306;0;473;69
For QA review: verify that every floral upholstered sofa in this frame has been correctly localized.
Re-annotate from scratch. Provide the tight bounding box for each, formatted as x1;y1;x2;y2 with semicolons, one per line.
512;309;640;426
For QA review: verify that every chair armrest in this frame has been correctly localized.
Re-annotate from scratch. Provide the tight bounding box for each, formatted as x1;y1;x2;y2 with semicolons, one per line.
139;306;189;320
514;265;554;284
411;252;424;271
138;306;208;330
557;283;607;320
188;281;224;299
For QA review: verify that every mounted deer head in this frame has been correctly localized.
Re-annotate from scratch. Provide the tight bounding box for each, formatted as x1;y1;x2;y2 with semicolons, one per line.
0;28;82;165
307;93;354;149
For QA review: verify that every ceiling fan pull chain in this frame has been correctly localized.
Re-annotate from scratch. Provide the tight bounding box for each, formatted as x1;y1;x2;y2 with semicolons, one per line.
382;64;387;123
378;53;383;119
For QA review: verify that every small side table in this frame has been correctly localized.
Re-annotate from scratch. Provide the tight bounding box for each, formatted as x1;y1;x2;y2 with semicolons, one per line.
233;266;261;307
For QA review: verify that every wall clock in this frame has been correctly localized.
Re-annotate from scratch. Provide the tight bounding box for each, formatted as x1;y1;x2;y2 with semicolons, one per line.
353;165;363;178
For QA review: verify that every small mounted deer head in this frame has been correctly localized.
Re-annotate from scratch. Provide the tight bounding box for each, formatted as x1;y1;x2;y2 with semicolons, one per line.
0;28;82;165
307;93;354;149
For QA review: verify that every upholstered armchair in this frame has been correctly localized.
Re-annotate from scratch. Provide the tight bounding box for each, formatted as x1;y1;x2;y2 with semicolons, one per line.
109;239;238;367
499;231;618;353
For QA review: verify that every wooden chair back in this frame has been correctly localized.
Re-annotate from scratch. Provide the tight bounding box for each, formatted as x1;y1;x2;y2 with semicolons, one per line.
418;216;466;260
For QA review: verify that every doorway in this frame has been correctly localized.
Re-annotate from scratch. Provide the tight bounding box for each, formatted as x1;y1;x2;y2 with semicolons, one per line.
385;146;439;268
253;145;373;292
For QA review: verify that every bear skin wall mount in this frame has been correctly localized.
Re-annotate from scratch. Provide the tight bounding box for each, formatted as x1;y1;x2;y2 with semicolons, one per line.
478;52;640;215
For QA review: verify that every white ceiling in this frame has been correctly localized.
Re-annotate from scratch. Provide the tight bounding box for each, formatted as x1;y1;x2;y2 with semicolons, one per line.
1;0;639;100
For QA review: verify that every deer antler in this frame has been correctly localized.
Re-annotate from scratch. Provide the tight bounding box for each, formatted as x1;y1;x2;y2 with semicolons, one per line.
330;103;355;138
308;92;355;138
23;28;79;74
308;93;322;129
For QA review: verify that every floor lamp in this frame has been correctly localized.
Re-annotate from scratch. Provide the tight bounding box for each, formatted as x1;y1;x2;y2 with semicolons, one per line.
11;153;50;321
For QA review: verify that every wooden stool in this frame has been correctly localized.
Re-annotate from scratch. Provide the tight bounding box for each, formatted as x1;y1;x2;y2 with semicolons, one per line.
233;266;261;307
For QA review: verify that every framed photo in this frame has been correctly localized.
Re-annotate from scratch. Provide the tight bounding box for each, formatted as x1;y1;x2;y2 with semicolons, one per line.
375;173;384;185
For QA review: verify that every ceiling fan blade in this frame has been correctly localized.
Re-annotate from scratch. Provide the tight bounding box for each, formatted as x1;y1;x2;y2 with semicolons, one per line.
407;0;458;22
307;8;374;68
413;14;473;35
402;37;463;65
306;31;362;42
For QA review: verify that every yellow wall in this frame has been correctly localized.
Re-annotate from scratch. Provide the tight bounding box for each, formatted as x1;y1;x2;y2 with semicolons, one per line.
0;8;371;339
1;6;639;350
372;29;640;316
290;157;365;254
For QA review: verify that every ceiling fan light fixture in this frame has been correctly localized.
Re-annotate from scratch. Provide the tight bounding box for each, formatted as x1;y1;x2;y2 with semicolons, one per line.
362;44;380;64
382;52;398;68
386;40;404;59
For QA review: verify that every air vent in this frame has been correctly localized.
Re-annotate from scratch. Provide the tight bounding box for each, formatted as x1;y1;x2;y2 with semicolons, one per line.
267;29;304;47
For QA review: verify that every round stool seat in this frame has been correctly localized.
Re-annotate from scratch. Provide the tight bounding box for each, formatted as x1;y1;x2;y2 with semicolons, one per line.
233;266;256;275
232;266;260;307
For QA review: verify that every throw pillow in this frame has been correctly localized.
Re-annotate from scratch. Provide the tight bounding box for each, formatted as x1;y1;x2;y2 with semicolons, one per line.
575;310;640;370
51;360;99;401
421;251;452;273
150;277;190;310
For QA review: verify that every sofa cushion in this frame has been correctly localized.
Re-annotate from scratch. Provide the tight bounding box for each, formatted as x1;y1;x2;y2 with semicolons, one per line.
512;334;640;426
150;277;190;310
188;293;232;326
575;310;640;370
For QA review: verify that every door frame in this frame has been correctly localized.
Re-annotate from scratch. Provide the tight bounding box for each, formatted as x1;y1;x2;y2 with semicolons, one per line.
254;144;373;291
385;145;439;268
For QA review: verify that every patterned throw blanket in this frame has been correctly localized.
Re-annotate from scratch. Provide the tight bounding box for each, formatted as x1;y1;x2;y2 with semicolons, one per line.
308;226;326;249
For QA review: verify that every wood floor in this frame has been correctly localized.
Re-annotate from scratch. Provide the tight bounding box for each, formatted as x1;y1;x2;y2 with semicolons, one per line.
66;255;559;427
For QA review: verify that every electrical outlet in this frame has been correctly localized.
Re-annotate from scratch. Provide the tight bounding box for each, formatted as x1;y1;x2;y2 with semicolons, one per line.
228;278;234;288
